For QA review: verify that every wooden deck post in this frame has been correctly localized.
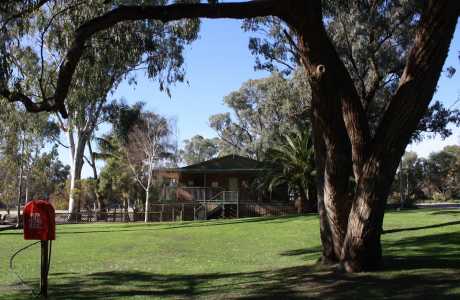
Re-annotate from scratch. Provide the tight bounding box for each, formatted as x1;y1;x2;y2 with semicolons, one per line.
237;192;239;218
181;203;184;221
193;202;196;220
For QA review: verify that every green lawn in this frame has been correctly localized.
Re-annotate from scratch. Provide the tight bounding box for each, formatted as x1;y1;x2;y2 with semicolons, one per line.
1;209;459;299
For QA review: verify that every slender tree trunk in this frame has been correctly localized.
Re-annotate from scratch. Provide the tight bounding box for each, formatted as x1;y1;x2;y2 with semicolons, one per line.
68;130;87;218
68;156;84;213
144;188;150;223
399;160;405;209
88;141;106;220
15;137;24;228
311;124;339;264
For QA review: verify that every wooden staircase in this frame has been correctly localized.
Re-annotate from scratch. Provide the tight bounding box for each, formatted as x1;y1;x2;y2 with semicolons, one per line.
193;191;239;220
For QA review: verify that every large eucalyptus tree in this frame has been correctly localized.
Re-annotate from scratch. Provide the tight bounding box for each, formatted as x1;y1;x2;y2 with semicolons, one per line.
1;0;199;215
2;0;458;272
209;71;310;160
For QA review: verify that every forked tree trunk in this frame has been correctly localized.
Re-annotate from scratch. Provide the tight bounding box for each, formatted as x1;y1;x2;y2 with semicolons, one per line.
68;131;86;218
283;0;459;271
340;1;459;272
68;157;83;214
341;153;398;271
287;0;354;262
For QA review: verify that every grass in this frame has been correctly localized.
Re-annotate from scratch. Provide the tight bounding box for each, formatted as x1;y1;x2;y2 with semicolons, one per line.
0;209;459;299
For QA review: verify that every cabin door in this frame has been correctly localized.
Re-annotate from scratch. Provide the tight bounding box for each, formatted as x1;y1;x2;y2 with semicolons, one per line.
228;177;238;191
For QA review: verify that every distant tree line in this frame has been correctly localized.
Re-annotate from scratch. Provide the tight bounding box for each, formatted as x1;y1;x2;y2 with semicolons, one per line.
391;146;460;205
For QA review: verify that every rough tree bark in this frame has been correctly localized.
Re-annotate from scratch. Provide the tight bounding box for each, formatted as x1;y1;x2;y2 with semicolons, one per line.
283;0;355;262
341;1;459;272
280;0;459;271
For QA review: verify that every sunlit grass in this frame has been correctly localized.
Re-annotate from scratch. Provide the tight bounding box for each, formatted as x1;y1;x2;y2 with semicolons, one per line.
1;209;459;299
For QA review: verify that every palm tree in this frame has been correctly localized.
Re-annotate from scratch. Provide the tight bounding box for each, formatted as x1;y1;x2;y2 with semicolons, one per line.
260;128;316;212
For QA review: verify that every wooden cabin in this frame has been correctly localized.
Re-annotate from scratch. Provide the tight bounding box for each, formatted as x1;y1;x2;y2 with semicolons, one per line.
156;155;289;204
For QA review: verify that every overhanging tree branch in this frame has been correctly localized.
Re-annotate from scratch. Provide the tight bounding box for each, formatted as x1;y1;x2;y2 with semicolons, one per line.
53;1;281;116
370;1;459;160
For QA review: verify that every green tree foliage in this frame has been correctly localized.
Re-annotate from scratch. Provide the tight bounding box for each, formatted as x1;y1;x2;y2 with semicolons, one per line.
392;146;460;204
97;102;144;212
209;71;310;159
392;151;428;205
180;135;219;165
426;146;460;200
98;136;142;211
97;103;176;220
27;145;70;199
1;1;200;112
244;2;459;139
3;0;199;214
124;111;175;221
0;99;59;215
260;128;316;212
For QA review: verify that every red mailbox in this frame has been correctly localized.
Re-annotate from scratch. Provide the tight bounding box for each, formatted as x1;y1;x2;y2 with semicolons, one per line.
23;200;56;241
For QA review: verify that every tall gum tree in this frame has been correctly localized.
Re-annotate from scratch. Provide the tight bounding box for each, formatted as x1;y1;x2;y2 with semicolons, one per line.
3;0;459;272
1;0;199;215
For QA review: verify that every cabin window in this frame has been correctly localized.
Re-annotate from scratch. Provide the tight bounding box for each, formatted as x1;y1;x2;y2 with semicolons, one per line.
211;181;219;188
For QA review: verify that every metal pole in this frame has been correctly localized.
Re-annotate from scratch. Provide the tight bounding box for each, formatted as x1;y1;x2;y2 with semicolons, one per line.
40;240;49;298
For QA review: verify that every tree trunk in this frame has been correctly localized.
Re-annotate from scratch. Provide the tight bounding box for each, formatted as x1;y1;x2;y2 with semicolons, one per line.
282;0;356;263
305;181;317;212
144;188;150;223
311;123;341;264
340;0;459;272
68;157;83;214
341;153;398;272
399;160;405;209
68;130;87;218
87;141;106;220
15;138;24;228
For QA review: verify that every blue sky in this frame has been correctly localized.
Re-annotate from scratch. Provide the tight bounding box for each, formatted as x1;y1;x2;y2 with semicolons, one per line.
111;19;269;140
70;19;459;178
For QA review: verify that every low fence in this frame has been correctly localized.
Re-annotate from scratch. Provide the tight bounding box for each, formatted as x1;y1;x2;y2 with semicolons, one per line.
54;203;300;224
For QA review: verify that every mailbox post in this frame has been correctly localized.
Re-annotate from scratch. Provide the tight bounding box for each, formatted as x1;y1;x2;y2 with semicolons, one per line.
23;200;55;298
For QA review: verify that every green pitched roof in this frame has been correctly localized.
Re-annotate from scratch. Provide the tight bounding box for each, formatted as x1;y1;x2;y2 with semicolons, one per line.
179;155;263;173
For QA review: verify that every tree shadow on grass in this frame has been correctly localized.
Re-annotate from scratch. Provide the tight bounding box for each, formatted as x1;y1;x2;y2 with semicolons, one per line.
4;227;460;299
430;210;460;216
49;215;306;235
382;220;460;234
383;231;460;269
23;264;459;300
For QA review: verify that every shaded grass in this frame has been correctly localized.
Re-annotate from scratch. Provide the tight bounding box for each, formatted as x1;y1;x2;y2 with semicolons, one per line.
0;209;459;299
